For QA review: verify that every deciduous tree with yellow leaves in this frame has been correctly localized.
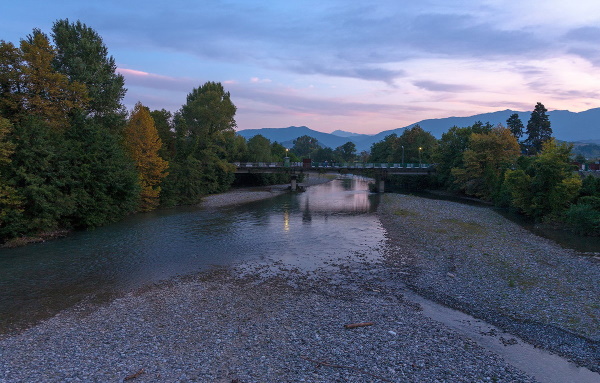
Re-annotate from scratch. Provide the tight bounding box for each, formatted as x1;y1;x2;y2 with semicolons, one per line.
125;102;169;211
451;125;521;201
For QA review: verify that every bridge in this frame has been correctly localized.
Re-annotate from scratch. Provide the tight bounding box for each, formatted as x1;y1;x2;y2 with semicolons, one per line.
233;161;434;192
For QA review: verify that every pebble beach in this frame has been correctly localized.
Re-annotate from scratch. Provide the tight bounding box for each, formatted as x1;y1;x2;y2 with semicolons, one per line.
0;182;598;382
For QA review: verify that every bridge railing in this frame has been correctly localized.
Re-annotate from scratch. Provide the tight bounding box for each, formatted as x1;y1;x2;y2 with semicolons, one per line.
311;162;431;168
233;162;431;169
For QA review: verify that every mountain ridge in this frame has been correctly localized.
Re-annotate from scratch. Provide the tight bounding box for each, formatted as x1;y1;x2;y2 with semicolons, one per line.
236;108;600;152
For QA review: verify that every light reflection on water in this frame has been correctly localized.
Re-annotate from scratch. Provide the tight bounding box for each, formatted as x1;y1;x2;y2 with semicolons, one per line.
0;176;383;332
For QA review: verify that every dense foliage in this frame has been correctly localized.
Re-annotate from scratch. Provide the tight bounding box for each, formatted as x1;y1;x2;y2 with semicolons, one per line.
0;22;140;243
0;21;249;244
366;103;598;235
370;125;436;165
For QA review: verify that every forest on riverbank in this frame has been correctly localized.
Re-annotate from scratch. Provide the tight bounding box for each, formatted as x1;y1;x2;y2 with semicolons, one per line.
1;19;599;245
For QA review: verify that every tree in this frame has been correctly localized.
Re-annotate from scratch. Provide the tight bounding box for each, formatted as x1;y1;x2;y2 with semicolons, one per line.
451;126;520;201
369;134;397;163
18;29;88;130
397;124;437;163
163;82;237;206
0;41;24;121
370;125;437;164
247;134;272;162
125;102;169;211
311;147;336;162
2;116;71;235
271;141;294;161
51;19;126;122
60;115;140;228
291;135;320;158
335;141;357;162
0;22;152;242
0;118;22;236
150;109;175;159
506;113;524;139
504;139;581;219
179;81;236;145
221;130;248;162
525;102;552;153
432;122;495;189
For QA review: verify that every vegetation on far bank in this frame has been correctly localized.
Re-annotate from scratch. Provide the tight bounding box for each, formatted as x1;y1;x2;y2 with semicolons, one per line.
1;19;599;244
368;107;600;236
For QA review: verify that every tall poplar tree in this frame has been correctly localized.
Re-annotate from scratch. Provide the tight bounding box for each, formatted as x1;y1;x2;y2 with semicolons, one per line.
525;102;552;153
125;102;169;211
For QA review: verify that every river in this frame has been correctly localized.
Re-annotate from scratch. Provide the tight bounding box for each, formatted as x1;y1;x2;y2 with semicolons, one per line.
0;176;383;333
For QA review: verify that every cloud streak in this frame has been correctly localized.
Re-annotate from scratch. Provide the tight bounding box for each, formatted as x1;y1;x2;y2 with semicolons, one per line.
5;0;600;134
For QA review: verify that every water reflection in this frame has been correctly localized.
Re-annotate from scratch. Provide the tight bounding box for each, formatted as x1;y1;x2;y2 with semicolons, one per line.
298;178;376;214
0;176;383;333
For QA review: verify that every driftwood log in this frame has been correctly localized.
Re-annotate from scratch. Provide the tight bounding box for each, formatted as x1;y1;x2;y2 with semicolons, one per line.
344;322;374;329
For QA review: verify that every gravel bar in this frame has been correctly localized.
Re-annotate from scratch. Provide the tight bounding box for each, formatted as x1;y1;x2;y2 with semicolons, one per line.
378;193;600;373
0;262;536;382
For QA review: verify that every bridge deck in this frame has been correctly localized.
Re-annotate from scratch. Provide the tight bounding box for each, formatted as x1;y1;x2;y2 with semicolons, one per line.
233;162;434;175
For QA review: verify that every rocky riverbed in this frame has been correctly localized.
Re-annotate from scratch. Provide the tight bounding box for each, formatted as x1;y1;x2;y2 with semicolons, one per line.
0;186;597;382
0;263;537;382
378;193;600;373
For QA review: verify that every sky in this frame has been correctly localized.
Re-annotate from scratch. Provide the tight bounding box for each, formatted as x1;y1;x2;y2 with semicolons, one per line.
3;0;600;134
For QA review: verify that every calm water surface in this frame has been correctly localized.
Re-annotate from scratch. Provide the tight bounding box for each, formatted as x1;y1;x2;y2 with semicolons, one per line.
0;177;384;332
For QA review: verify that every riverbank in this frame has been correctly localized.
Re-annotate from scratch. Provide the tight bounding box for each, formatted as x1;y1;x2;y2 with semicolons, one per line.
200;173;337;208
378;193;600;372
0;264;537;382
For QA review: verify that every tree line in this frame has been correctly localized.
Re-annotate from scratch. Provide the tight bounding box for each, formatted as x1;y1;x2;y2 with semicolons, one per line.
1;20;597;244
0;20;251;245
369;102;600;235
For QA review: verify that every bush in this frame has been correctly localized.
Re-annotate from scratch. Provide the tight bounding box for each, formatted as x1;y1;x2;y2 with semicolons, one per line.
577;196;600;210
563;203;600;236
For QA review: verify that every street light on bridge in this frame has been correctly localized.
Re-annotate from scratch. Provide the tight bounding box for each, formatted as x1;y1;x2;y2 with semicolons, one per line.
419;147;422;168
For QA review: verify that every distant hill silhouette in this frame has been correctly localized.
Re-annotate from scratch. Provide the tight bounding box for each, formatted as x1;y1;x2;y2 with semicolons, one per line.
237;108;600;152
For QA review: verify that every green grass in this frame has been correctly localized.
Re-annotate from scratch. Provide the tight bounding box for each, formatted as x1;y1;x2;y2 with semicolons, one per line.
394;209;418;217
441;218;487;235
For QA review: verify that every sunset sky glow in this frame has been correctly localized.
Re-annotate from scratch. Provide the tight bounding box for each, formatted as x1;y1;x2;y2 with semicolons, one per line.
3;0;600;134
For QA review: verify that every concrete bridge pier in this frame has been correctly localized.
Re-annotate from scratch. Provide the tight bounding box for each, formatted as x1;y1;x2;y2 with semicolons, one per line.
378;179;385;193
290;174;298;191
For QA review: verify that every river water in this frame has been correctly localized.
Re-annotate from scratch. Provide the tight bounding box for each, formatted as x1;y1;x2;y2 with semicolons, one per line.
0;176;383;333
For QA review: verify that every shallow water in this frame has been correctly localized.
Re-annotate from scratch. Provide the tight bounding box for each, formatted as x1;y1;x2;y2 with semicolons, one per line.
0;177;384;332
402;290;600;383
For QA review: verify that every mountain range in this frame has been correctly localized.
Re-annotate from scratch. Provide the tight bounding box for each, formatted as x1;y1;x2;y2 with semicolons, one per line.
237;108;600;152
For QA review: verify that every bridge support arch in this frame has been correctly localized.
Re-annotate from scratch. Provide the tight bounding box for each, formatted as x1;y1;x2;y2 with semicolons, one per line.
378;179;385;193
